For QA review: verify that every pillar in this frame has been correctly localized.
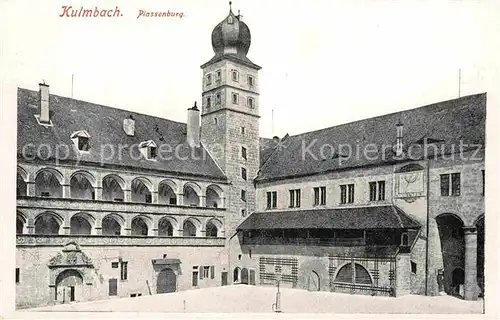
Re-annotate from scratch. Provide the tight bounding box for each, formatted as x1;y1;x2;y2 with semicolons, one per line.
177;193;184;206
463;227;480;301
395;253;411;297
62;184;71;198
123;189;131;202
94;187;103;200
27;182;36;196
151;191;159;204
200;195;206;207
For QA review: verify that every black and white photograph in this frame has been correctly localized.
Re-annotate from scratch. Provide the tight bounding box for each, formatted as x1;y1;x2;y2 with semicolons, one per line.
0;0;499;317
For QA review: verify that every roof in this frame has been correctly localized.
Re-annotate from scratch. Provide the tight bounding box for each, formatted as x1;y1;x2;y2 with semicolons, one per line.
17;88;227;180
237;206;421;230
257;93;486;182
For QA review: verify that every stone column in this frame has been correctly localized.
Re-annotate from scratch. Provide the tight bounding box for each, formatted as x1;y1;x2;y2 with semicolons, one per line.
464;227;480;300
123;189;132;202
62;184;71;198
200;195;207;207
27;182;36;196
395;252;411;297
151;191;159;204
177;193;184;206
94;187;103;200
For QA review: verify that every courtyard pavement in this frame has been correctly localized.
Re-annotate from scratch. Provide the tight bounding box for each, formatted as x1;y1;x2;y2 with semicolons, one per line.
26;285;484;314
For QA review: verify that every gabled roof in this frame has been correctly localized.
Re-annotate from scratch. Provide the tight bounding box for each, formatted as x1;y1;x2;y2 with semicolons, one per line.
237;206;421;230
17;88;227;180
257;93;486;182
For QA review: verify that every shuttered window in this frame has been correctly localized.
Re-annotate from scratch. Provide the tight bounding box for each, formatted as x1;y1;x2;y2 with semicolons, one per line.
354;264;372;284
210;266;215;279
335;263;353;283
334;263;372;285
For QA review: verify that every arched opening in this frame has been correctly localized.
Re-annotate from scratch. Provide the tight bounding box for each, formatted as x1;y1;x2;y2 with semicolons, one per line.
131;216;149;236
158;218;174;237
436;213;465;296
34;213;61;235
241;268;249;284
16;214;26;234
102;214;123;236
131;178;152;203
183;219;198;237
158;181;177;205
452;268;465;296
70;173;95;200
206;185;222;208
307;270;321;291
233;267;241;283
156;268;177;294
183;185;200;206
70;214;93;235
206;221;218;237
334;263;373;285
17;173;27;197
102;175;124;202
476;216;484;297
55;269;83;303
35;169;63;198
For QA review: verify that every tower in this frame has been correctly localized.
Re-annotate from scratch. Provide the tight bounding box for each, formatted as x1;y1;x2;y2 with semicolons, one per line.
200;3;261;235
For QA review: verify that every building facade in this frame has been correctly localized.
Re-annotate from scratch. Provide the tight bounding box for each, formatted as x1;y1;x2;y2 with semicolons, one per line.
15;4;485;309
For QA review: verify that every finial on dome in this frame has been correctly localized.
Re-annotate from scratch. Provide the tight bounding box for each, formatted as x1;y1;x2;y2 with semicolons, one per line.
229;1;232;12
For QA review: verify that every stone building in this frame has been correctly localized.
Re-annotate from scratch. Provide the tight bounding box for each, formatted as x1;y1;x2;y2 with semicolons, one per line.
16;4;485;309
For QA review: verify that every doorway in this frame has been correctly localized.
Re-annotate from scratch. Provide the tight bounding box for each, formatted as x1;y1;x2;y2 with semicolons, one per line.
241;268;249;284
157;268;177;294
55;269;83;303
249;270;256;285
307;270;320;291
221;272;228;286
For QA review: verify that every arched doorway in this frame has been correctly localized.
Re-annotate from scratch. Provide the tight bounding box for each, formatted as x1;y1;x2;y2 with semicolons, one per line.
55;269;83;303
307;270;320;291
157;268;176;294
452;268;465;296
436;213;465;295
241;268;249;285
233;267;241;283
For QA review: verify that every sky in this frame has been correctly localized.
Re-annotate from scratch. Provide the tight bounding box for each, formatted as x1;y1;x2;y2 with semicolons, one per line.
1;0;499;138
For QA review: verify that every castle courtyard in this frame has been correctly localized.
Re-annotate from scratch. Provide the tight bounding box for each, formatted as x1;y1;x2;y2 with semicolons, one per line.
27;285;483;314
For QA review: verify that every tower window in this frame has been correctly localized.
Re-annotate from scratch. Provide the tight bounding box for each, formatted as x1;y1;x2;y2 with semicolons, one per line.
227;16;234;24
241;168;247;180
241;209;247;217
241;146;247;160
241;189;247;202
248;75;254;87
241;127;246;134
232;93;239;104
206;74;212;86
207;96;211;109
440;173;461;196
216;93;221;104
214;117;218;125
247;97;254;109
16;268;20;283
216;70;221;81
232;70;239;82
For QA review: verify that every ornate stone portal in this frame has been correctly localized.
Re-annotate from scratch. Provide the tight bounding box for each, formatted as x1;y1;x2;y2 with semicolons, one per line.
48;242;94;304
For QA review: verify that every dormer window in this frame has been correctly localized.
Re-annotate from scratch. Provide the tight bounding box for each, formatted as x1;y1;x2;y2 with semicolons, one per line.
139;140;157;160
227;16;234;24
71;130;90;152
232;70;239;82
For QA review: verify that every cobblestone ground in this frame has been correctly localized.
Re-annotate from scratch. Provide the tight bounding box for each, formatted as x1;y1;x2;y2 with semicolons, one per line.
27;285;484;314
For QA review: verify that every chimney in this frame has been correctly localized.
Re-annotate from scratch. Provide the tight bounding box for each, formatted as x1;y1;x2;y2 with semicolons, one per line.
123;115;135;136
187;101;200;148
395;119;404;156
39;82;50;124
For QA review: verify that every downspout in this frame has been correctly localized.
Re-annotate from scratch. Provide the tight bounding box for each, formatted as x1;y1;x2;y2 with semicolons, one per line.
425;155;431;295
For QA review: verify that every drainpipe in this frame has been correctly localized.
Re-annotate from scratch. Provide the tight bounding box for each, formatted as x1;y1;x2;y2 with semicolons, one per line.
425;154;431;295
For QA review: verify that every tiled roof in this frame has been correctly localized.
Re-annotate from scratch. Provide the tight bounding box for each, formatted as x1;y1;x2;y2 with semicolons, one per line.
17;88;227;180
237;206;421;230
257;93;486;182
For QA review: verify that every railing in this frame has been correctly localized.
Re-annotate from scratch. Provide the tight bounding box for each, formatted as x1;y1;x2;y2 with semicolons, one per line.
331;282;394;297
243;237;366;247
17;197;225;217
16;234;225;247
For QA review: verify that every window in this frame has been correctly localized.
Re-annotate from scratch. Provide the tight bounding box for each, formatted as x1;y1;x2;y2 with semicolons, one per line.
232;70;239;82
207;96;211;108
241;146;247;160
227;16;234;24
241;189;247;202
369;181;386;201
248;75;254;87
109;279;118;296
340;184;354;204
241;209;247;217
401;232;409;246
314;186;326;206
15;268;19;284
130;293;137;298
169;197;177;205
241;167;247;180
203;266;210;278
216;93;221;104
210;266;215;279
411;261;417;274
216;70;221;81
482;170;485;195
145;194;152;204
232;92;239;104
140;140;157;160
41;192;50;197
247;97;254;108
206;74;212;85
192;267;199;286
241;127;245;134
214;117;218;125
71;130;90;151
440;173;461;196
266;191;277;209
120;261;128;281
111;262;119;268
289;189;301;208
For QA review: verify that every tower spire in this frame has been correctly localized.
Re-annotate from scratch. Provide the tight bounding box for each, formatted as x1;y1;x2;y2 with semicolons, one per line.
229;1;232;13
